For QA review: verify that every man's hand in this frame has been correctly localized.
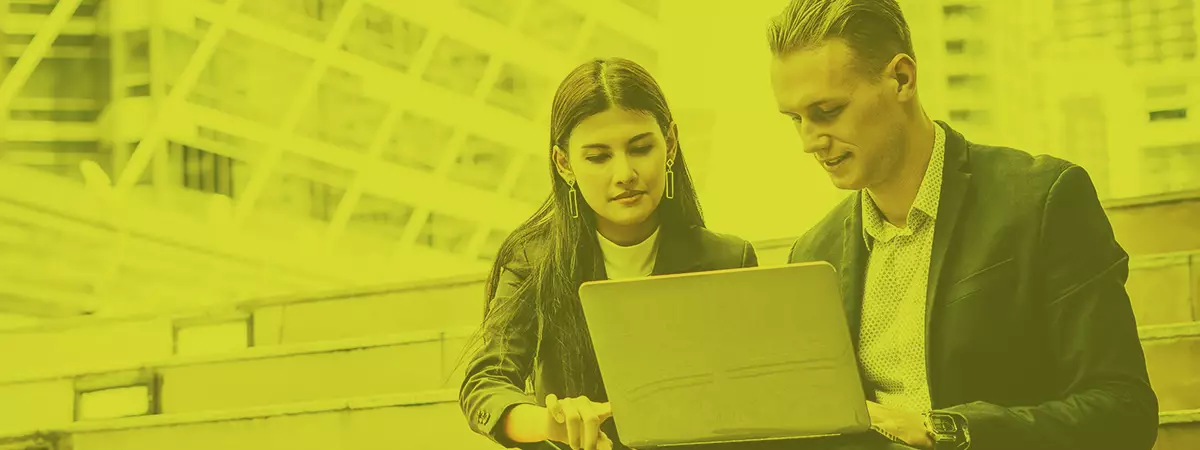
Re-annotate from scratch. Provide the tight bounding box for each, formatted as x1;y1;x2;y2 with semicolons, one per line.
545;394;614;450
867;401;933;450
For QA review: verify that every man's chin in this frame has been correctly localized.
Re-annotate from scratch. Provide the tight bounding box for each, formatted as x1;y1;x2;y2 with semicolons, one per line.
828;174;863;191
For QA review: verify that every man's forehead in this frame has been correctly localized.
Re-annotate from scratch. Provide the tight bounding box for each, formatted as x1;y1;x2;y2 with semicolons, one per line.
771;40;859;108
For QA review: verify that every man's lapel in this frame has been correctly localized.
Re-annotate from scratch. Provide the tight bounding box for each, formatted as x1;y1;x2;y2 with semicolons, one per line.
924;121;972;347
841;195;868;345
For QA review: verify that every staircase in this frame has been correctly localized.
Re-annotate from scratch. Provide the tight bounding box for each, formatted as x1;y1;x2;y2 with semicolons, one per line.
0;192;1196;449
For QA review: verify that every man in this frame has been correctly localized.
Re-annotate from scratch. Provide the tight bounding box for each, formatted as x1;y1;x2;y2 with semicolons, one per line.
769;1;1159;449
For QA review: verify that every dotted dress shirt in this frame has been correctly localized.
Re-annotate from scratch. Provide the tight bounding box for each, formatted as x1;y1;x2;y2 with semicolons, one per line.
857;123;946;413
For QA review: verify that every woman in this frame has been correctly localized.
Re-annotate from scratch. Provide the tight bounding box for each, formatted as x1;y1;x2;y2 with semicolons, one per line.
458;57;758;450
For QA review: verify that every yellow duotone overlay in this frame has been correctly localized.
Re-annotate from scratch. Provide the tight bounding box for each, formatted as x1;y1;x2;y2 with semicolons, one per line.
0;0;1197;449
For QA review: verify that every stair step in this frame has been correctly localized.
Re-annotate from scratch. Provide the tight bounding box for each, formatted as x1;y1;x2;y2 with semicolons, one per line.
1107;192;1200;257
1143;323;1200;412
157;331;470;414
2;392;1197;450
0;329;475;435
4;322;1199;437
0;318;174;384
1127;252;1199;326
0;379;73;436
1158;410;1200;450
247;277;485;345
52;391;495;450
260;250;1196;342
3;238;1193;366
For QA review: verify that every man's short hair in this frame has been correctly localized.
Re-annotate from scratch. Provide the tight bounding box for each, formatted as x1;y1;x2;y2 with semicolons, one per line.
767;0;915;80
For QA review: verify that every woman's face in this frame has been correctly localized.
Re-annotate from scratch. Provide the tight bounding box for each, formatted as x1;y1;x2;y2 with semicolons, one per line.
555;107;676;243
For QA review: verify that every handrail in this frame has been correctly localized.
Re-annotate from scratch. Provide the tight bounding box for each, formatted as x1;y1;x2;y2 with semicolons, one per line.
1103;189;1200;210
235;272;488;310
1160;408;1200;425
1139;322;1200;342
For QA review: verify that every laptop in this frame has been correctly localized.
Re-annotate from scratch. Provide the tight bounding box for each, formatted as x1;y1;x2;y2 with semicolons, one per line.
577;262;871;448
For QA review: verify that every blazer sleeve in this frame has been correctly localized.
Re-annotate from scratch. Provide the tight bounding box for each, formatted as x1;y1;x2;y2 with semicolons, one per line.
789;231;814;264
943;165;1159;450
742;240;759;268
458;267;540;448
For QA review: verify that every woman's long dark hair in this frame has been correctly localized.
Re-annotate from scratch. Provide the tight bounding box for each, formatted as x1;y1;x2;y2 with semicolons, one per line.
458;57;705;396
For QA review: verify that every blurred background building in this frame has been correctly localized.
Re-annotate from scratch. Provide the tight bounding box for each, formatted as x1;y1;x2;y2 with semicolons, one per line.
0;0;1198;449
0;0;679;321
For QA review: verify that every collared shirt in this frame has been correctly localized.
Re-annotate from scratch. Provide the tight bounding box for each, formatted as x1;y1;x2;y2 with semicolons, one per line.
857;123;947;413
597;226;660;280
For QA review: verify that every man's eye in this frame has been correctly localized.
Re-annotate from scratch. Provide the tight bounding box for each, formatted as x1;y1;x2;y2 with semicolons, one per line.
819;106;845;117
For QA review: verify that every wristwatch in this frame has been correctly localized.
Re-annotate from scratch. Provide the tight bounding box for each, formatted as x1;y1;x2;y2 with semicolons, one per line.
923;410;970;450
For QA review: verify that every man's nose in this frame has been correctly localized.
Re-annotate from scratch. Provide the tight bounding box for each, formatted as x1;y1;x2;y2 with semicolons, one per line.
799;121;831;154
803;134;832;154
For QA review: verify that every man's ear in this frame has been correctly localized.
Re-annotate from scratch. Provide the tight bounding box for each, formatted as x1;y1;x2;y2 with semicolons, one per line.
552;145;573;183
886;53;918;102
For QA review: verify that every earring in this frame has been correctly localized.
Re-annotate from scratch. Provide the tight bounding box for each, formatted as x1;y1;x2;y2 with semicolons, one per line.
567;178;580;219
665;159;675;200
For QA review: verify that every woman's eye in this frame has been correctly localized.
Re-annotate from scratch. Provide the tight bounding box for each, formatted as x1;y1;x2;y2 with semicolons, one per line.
586;154;610;163
631;145;652;154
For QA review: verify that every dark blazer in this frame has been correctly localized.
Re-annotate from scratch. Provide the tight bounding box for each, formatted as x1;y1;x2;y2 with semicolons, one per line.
789;121;1158;450
461;224;759;449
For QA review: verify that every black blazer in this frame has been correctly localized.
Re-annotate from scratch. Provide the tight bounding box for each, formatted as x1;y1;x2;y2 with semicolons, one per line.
461;224;759;449
789;121;1158;450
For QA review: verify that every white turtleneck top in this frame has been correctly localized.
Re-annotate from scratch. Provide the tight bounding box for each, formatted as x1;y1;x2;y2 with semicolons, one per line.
595;227;660;280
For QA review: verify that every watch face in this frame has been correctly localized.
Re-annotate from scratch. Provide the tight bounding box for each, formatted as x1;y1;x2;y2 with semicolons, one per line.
930;415;958;433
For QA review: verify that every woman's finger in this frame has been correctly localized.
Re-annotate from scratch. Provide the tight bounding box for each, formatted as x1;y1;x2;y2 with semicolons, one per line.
546;394;565;423
594;402;613;421
577;400;602;450
563;398;585;449
598;430;614;450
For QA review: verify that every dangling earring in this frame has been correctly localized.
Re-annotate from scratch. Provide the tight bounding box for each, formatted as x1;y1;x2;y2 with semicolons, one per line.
665;158;675;200
567;177;580;219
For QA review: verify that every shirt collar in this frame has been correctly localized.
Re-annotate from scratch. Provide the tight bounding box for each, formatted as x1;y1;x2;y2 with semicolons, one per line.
861;122;947;248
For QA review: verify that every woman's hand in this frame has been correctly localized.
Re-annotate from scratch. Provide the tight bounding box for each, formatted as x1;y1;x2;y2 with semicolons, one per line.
545;394;615;450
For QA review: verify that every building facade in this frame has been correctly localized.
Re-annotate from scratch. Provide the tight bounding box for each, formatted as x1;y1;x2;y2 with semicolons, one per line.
0;0;668;319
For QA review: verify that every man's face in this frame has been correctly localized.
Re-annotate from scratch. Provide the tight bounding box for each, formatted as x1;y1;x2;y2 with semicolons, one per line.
770;39;906;191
